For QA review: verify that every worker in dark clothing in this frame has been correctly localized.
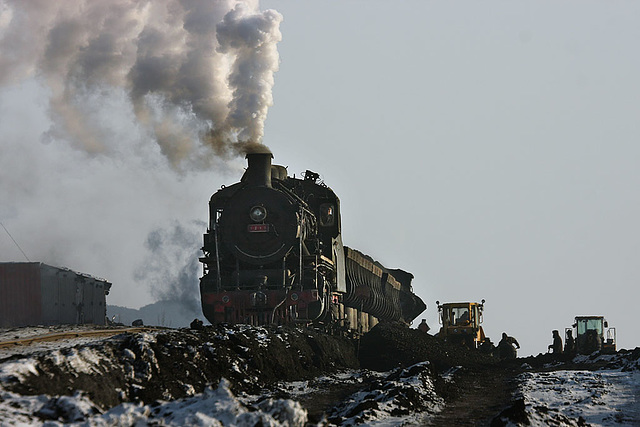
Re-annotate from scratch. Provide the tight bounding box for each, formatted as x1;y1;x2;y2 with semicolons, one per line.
564;330;576;354
548;330;563;354
418;319;430;333
497;332;520;360
479;337;495;356
457;309;470;325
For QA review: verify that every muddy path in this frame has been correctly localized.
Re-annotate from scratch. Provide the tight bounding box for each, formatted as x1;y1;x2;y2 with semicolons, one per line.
429;364;521;426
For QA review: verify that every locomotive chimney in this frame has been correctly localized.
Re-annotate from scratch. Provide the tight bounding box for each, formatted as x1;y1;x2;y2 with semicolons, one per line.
244;144;273;188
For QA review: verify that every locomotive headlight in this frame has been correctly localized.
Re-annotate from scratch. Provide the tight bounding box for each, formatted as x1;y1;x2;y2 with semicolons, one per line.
249;205;267;222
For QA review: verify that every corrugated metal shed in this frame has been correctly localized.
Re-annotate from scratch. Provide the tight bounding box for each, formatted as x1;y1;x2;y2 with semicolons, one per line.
0;262;112;327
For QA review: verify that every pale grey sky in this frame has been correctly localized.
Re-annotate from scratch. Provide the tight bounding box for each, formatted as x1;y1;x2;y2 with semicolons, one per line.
1;1;639;356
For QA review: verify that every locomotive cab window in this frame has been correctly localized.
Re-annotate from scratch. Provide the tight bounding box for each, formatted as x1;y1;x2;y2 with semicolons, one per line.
319;203;335;227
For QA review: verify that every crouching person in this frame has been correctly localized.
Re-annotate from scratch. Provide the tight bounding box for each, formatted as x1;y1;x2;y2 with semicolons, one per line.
497;332;520;360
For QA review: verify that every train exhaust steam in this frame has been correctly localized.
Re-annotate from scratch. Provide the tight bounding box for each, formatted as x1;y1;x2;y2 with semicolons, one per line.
0;0;283;168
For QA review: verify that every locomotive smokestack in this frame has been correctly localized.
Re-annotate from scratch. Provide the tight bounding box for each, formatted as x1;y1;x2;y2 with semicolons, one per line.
244;144;273;188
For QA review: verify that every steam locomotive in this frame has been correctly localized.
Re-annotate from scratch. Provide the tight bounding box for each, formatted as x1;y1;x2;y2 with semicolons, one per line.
199;145;426;333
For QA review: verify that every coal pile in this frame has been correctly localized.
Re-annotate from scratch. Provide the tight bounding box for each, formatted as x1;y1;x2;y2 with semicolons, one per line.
359;321;497;371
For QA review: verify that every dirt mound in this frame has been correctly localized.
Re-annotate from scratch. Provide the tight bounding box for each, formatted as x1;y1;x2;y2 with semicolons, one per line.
325;361;444;425
4;324;359;409
359;322;497;371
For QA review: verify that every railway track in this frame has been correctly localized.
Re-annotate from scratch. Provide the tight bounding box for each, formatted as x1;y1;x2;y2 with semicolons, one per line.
0;327;154;349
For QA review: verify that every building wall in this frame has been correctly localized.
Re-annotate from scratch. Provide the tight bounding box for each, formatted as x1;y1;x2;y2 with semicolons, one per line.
0;262;111;327
0;263;42;327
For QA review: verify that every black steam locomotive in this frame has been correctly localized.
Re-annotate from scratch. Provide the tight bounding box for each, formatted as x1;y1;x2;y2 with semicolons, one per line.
199;145;426;333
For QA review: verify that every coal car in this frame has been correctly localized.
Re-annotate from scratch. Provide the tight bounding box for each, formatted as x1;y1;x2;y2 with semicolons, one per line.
199;145;425;333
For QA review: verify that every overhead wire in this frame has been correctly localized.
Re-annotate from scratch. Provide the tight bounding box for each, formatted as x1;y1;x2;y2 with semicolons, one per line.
0;221;31;262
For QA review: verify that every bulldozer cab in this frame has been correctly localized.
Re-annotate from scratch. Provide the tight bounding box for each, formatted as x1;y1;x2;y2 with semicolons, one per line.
436;300;486;348
572;316;616;354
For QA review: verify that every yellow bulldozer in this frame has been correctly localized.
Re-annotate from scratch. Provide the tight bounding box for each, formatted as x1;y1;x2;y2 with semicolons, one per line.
436;300;487;349
566;315;616;355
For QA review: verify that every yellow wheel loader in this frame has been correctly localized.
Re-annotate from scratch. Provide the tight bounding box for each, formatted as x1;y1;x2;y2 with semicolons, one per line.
436;300;487;349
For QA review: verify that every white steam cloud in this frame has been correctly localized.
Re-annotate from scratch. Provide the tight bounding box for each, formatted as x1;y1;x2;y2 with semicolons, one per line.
0;0;282;169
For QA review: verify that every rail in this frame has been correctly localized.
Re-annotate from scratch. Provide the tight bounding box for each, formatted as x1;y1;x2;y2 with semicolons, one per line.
0;327;155;349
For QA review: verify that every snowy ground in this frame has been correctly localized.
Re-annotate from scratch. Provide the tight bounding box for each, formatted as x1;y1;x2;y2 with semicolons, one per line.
0;378;309;426
517;369;640;426
269;363;444;426
0;370;441;426
0;326;443;426
494;352;640;426
1;326;306;426
0;365;441;426
1;325;639;426
0;355;441;426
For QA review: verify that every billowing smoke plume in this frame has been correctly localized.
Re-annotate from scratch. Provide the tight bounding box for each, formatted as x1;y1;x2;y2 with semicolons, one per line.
0;0;282;168
134;220;206;318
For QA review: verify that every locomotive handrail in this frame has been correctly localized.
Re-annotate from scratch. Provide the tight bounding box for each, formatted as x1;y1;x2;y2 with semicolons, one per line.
273;180;310;209
299;207;305;290
271;289;290;324
214;209;222;293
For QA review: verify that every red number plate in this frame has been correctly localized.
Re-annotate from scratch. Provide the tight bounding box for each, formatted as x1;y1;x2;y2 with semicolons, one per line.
248;224;269;233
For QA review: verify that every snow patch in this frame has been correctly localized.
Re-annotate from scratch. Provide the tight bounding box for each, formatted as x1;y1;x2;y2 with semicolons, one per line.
49;347;109;375
0;358;39;383
327;361;444;426
94;378;307;426
515;369;640;425
0;378;307;426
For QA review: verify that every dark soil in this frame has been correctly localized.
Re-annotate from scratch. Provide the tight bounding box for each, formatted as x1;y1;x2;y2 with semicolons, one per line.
360;322;525;426
359;321;497;371
6;324;360;409
4;322;536;425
